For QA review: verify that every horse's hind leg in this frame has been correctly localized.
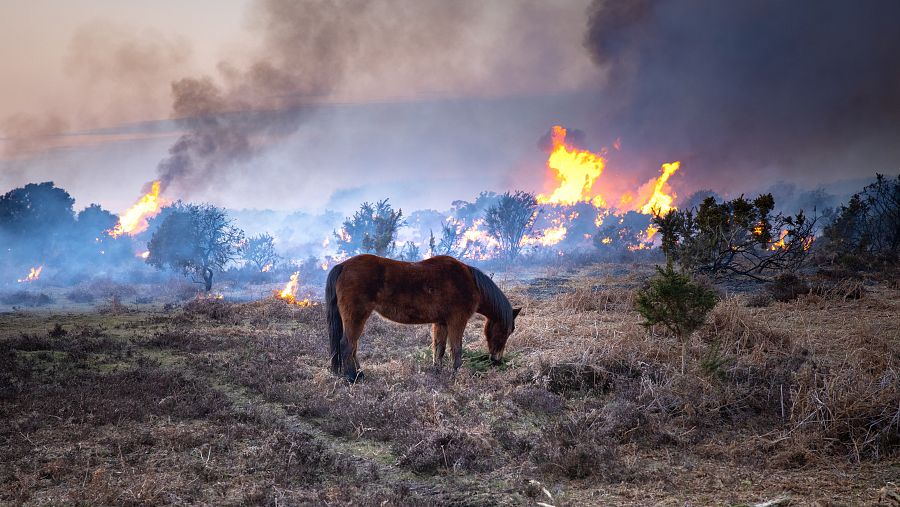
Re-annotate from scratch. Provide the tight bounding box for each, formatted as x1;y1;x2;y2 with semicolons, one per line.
432;323;448;367
341;311;369;383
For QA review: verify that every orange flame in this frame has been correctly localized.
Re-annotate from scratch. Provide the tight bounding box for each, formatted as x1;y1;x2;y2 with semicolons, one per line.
261;263;273;273
275;272;311;306
109;181;165;238
138;251;150;259
17;266;42;283
770;230;789;250
537;126;607;206
534;225;568;246
637;162;681;216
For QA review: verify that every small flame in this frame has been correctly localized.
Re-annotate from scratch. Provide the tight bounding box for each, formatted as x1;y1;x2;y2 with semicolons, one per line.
276;272;311;306
109;181;165;238
320;261;329;271
17;266;42;283
138;251;150;259
770;230;789;250
261;263;273;273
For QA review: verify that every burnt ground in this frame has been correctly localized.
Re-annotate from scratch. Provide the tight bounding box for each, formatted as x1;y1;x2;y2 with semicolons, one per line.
1;263;898;506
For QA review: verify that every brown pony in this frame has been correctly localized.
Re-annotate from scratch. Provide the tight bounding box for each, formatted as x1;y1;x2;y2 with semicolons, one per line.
326;254;520;382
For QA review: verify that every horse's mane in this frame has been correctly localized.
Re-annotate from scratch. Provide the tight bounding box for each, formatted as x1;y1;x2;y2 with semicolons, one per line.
468;266;513;329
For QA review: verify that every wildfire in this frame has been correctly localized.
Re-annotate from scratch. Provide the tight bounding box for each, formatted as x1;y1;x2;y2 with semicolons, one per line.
275;272;311;306
537;125;607;206
261;263;273;272
17;266;42;283
109;181;165;238
138;251;150;259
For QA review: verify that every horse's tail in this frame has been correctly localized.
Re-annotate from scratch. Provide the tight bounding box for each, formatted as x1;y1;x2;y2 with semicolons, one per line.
326;263;345;374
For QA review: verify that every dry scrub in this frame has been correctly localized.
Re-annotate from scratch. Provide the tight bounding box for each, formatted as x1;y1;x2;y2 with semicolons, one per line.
1;264;898;505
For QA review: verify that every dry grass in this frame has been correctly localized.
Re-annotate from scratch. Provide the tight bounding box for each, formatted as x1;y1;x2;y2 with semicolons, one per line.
1;262;898;505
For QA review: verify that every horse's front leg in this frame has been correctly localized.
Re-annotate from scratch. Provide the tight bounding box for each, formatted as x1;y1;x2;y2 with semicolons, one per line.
447;319;466;372
432;323;448;368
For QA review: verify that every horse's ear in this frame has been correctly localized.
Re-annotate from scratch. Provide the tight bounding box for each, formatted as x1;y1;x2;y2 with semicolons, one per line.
513;307;521;318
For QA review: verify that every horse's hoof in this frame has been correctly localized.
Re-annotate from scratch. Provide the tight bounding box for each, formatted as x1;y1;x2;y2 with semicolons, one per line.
345;370;365;383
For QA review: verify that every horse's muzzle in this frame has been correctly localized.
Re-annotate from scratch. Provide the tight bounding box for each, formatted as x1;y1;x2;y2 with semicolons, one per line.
489;353;503;366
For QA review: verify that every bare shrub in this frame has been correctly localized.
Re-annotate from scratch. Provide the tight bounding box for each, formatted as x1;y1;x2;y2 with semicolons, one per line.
182;296;238;322
539;362;610;395
812;278;866;300
532;410;624;480
766;272;811;302
511;385;565;415
745;292;774;308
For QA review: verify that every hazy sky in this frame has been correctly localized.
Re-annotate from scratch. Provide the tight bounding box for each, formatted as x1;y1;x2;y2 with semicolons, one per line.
0;0;604;213
1;0;898;215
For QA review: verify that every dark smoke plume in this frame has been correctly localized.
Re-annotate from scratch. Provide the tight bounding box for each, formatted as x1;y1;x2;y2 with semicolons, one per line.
155;0;590;197
155;0;361;194
584;0;900;188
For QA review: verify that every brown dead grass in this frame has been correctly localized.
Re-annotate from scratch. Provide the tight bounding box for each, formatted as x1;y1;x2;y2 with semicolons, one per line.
1;262;898;505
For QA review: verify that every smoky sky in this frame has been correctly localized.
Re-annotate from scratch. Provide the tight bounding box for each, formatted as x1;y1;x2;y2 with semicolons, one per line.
154;0;598;197
582;0;900;189
3;0;899;214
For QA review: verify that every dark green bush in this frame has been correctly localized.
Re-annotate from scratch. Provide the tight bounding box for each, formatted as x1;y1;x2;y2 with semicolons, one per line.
635;265;719;373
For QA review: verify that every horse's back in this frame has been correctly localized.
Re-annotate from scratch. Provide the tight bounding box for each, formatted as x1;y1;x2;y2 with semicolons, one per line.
335;254;477;324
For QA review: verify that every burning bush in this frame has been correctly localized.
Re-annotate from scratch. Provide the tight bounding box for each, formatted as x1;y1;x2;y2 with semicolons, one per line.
241;233;280;272
654;193;815;280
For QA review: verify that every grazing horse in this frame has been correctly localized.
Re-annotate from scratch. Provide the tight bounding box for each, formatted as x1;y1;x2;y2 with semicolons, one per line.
325;254;520;382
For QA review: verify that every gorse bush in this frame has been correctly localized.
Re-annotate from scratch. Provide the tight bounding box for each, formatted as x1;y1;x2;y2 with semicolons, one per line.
484;190;538;260
654;194;815;280
334;199;404;258
635;264;719;373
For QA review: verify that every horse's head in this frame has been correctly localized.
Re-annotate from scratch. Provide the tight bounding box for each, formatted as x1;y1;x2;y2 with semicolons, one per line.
485;307;521;364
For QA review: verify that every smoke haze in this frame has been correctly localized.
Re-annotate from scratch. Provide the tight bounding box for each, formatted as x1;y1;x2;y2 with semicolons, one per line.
1;0;898;215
